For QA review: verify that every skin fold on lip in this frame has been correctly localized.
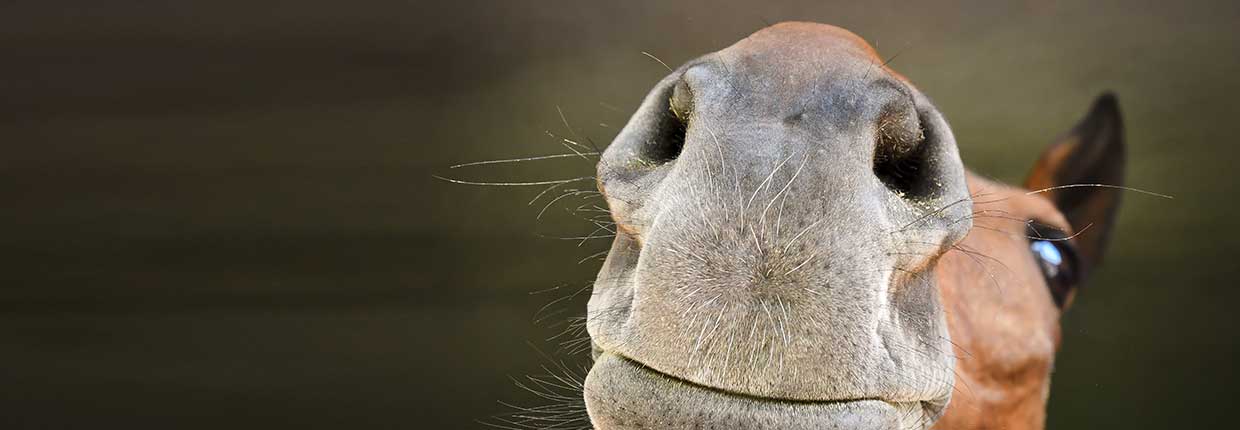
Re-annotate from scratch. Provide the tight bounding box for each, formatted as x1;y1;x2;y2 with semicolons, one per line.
584;353;938;430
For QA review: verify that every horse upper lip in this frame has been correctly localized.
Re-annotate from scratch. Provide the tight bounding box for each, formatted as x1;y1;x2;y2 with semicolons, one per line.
597;351;932;407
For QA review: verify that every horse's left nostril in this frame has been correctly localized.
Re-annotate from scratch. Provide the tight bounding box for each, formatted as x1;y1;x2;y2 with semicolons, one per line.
873;105;932;198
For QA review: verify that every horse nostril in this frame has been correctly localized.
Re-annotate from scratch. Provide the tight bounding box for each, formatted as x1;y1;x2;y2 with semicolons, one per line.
670;79;694;124
873;106;932;198
643;80;692;164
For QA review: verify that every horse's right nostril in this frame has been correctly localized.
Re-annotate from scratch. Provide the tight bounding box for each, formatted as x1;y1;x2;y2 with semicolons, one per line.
670;79;694;124
873;105;932;198
642;80;692;164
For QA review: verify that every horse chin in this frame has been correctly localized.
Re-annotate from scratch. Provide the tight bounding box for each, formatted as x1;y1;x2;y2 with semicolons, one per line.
584;353;940;430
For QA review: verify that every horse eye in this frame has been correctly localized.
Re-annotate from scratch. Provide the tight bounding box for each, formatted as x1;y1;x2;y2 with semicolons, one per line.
1031;240;1065;277
1026;223;1079;308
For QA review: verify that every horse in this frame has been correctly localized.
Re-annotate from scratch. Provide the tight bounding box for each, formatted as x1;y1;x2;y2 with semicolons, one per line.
579;22;1126;429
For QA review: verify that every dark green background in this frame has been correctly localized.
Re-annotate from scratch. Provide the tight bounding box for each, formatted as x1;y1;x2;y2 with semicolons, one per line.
2;0;1235;428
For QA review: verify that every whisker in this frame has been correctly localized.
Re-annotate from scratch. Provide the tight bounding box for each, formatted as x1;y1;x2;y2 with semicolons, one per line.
641;51;674;72
450;152;600;169
1026;183;1173;199
434;175;595;187
783;253;817;277
538;190;599;219
556;105;602;154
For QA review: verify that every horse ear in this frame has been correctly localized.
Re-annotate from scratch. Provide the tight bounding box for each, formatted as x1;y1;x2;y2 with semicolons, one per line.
1024;92;1126;272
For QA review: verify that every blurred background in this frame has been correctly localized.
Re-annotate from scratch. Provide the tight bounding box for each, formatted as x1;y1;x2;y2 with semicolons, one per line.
2;0;1236;428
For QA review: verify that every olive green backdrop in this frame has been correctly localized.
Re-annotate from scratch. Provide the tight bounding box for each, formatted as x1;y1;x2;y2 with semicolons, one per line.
2;0;1236;428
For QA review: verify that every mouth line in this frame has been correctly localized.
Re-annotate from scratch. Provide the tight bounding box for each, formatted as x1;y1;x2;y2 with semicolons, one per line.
600;351;929;409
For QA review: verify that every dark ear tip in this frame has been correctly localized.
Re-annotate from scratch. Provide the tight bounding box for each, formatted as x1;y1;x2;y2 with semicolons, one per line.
1097;91;1118;103
1077;92;1124;146
1091;91;1121;119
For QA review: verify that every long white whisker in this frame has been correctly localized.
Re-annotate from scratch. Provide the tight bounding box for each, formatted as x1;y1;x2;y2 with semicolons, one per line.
450;153;600;169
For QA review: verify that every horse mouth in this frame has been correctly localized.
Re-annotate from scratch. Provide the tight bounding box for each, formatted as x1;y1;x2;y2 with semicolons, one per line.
584;352;942;430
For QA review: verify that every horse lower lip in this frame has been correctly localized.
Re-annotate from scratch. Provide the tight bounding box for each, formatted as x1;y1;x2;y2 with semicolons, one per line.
584;353;934;430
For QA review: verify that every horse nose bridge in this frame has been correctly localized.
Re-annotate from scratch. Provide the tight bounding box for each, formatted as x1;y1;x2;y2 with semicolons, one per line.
665;120;882;223
647;139;893;282
598;61;973;254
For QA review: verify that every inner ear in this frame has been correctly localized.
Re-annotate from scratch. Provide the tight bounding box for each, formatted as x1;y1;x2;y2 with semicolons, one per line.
1023;92;1126;275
